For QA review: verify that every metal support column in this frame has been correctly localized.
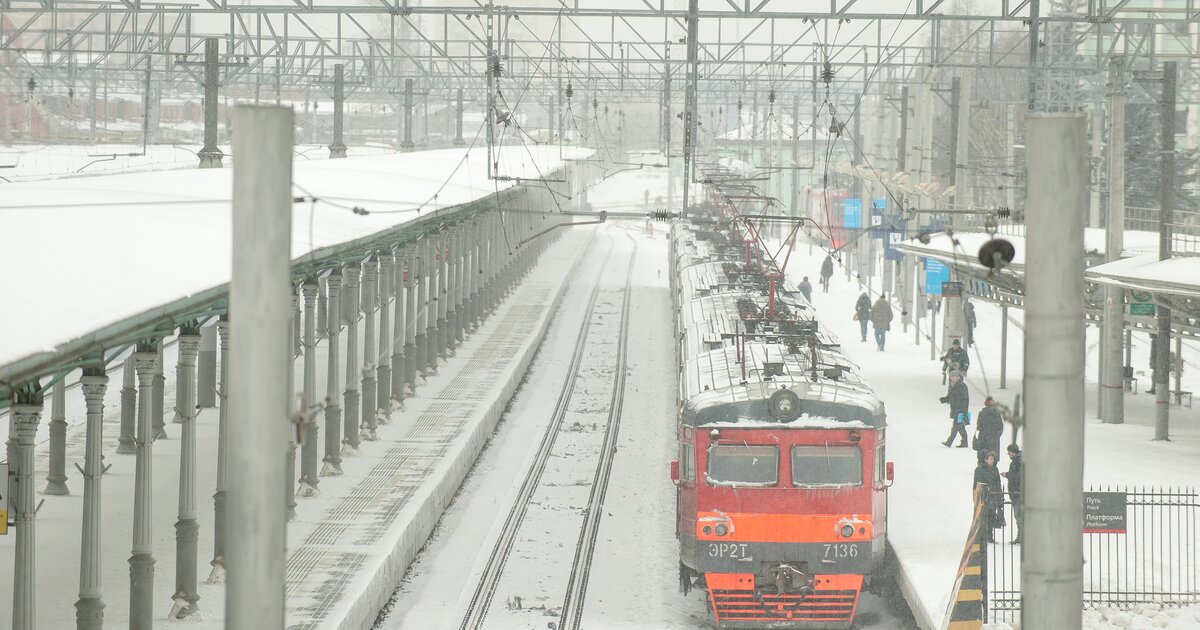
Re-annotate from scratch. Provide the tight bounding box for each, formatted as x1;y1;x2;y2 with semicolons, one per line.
286;291;299;519
322;270;344;476
197;38;223;168
360;257;379;442
680;0;699;217
329;64;348;158
377;251;393;423
403;245;419;396
299;281;321;494
76;366;108;630
11;393;43;630
44;380;69;495
423;242;439;375
1022;111;1086;630
342;263;362;454
390;248;406;408
208;317;230;583
170;328;201;618
152;341;167;440
454;87;464;146
129;342;160;629
197;324;217;409
226;105;292;628
402;79;415;152
1000;303;1009;389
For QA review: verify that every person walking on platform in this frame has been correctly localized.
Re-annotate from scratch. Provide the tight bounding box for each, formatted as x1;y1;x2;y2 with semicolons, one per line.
940;371;971;447
1001;444;1024;544
820;255;834;293
799;276;813;302
973;396;1004;462
941;339;970;383
854;292;872;342
973;450;1004;543
870;295;893;351
965;301;977;347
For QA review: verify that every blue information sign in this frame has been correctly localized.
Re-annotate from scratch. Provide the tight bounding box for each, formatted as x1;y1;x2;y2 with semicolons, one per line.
843;199;862;229
884;219;907;261
924;258;951;295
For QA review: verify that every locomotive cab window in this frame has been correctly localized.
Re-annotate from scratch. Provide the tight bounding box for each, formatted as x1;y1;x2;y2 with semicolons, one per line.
706;445;778;487
680;443;695;482
791;445;862;487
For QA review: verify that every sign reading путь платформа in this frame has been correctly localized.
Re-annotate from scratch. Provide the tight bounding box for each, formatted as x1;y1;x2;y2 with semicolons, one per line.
1084;492;1127;534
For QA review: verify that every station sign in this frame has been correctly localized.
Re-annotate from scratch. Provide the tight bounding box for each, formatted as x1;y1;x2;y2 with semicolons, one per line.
942;281;964;298
1129;290;1155;316
884;220;908;262
843;199;862;229
1083;492;1127;534
924;258;951;295
870;199;886;239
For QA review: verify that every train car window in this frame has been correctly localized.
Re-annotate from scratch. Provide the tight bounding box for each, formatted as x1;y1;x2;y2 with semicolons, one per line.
706;445;779;487
875;445;885;482
791;445;863;487
680;443;695;481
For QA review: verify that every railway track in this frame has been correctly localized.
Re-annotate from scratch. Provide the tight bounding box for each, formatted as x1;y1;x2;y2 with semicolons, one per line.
457;229;637;630
557;231;637;629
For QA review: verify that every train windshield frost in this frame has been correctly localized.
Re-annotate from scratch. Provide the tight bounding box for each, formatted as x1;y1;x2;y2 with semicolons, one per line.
791;445;862;487
706;445;778;486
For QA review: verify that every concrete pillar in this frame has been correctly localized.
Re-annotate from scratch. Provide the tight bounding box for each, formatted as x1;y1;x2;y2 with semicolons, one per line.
292;289;302;359
44;380;70;495
207;317;230;583
442;230;458;356
299;281;321;495
402;79;415;152
226;105;292;627
951;72;972;211
170;328;201;618
129;343;160;629
1022;112;1086;630
427;238;443;371
329;64;348;159
376;251;393;424
398;249;412;408
11;393;43;630
198;38;224;168
454;227;468;344
76;367;108;630
152;341;167;440
360;257;380;441
342;263;362;454
1101;62;1126;424
323;271;344;476
197;325;217;409
454;87;465;146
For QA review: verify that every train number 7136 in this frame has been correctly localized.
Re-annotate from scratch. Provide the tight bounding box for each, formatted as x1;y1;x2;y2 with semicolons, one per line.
822;543;859;560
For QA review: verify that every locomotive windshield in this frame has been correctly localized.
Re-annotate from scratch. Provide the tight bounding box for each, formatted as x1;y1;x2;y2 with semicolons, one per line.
791;445;862;487
706;445;778;486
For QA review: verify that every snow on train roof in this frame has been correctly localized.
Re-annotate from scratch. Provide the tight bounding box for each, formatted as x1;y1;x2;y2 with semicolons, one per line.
0;145;593;368
702;414;872;430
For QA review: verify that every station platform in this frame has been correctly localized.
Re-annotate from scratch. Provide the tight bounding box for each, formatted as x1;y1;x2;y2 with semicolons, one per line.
786;240;1200;629
0;228;590;629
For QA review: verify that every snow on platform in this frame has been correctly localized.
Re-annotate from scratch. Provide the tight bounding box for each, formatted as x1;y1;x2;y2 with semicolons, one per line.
0;145;591;370
0;227;589;629
783;238;1200;630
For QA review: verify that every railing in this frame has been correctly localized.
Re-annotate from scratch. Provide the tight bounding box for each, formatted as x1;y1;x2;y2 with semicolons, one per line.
986;486;1200;624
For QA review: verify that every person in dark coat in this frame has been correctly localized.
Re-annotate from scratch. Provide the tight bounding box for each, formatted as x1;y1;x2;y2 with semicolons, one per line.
965;301;977;347
942;339;970;377
798;276;813;302
820;255;835;292
870;295;894;351
1001;444;1024;544
940;371;970;447
973;450;1004;543
854;292;872;342
974;396;1004;462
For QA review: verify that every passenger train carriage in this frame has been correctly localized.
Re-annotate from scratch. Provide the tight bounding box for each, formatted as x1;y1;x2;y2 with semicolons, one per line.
669;179;892;629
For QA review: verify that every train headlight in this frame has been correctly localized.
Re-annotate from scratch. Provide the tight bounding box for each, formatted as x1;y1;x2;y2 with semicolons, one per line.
703;526;712;535
840;524;854;538
715;524;729;536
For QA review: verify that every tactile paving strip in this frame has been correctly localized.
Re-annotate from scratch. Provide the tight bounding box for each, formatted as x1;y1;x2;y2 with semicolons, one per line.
285;286;555;628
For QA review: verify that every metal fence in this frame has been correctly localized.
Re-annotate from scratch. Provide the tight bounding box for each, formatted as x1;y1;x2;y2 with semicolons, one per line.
986;486;1200;624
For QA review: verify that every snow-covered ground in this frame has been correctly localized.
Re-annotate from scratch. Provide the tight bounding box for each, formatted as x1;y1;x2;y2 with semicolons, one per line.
780;234;1200;629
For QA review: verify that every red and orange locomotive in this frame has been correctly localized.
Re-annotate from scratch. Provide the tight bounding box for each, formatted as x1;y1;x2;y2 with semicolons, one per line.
670;182;892;629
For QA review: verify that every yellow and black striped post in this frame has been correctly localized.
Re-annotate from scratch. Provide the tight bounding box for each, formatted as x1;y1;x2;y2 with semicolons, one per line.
943;487;987;630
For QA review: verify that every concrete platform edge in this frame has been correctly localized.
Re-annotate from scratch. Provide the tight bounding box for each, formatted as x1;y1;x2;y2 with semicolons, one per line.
330;234;590;630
